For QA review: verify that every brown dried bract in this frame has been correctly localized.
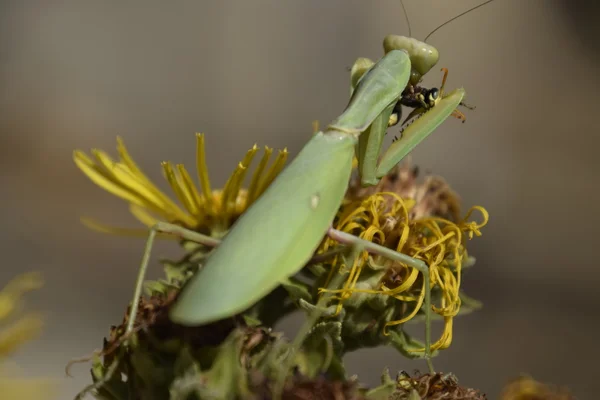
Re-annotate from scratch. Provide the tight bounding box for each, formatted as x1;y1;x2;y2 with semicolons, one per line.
346;161;461;223
102;289;238;365
411;175;460;222
346;161;419;203
395;371;487;400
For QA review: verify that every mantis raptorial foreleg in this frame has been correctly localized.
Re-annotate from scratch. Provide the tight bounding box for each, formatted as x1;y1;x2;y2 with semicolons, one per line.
356;103;396;186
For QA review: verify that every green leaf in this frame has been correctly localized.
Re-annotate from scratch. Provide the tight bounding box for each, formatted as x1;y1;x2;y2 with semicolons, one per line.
142;280;169;296
298;299;339;317
241;314;262;327
170;330;248;400
296;321;344;378
280;277;313;303
459;290;483;311
306;263;327;278
388;330;439;360
365;368;396;400
89;357;128;400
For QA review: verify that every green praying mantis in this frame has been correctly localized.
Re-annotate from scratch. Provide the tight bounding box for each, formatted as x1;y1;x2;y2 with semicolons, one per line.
117;0;494;378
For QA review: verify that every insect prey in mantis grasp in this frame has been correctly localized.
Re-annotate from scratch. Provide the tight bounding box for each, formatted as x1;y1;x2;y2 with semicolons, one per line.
383;0;495;132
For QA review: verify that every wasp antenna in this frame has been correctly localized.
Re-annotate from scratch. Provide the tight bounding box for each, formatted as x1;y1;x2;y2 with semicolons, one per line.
424;0;495;43
400;0;412;38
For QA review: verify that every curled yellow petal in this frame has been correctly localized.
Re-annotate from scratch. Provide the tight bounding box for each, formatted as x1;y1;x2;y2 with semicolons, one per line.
0;273;43;321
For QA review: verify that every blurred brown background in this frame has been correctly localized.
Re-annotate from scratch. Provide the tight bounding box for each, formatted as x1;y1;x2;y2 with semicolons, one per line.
1;0;599;398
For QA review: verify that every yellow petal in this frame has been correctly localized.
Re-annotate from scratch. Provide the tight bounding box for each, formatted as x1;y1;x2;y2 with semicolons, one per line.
73;151;147;208
0;273;43;321
160;162;199;227
0;314;43;356
90;149;167;212
117;137;196;219
246;146;273;206
176;164;203;217
129;204;160;227
195;133;213;211
222;145;258;215
255;148;288;199
0;378;57;400
80;217;177;240
312;120;320;134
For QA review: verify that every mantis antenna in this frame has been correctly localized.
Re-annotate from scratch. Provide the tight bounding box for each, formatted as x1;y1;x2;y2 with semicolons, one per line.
399;0;496;43
425;0;496;42
400;0;412;38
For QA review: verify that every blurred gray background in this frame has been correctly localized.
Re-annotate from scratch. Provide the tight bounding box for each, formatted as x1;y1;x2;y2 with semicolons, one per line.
1;0;599;398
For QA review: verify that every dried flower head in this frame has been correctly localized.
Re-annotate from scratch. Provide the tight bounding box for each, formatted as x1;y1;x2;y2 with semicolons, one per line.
74;134;288;237
318;161;489;353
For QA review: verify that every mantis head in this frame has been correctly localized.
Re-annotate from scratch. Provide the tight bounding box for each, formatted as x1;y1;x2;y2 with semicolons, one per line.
383;35;439;85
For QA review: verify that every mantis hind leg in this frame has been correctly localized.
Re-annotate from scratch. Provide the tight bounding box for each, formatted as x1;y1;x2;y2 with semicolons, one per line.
74;223;222;399
126;222;221;338
326;227;434;373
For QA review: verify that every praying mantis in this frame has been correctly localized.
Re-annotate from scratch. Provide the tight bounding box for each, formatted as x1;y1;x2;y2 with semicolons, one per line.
116;1;493;378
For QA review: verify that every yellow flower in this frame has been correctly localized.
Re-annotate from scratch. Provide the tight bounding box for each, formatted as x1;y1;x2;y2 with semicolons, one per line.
74;134;288;237
319;178;489;353
0;272;57;399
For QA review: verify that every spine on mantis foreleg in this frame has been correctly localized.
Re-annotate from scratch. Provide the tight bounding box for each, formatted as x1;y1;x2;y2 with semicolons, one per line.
169;50;412;326
376;88;465;177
